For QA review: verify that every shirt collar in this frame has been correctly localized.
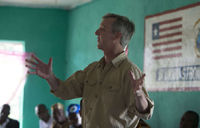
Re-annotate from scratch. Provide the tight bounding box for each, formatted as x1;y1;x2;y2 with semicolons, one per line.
98;52;127;68
97;57;105;68
112;52;127;67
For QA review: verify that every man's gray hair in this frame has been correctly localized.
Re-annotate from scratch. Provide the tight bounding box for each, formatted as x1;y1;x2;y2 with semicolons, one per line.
102;13;135;48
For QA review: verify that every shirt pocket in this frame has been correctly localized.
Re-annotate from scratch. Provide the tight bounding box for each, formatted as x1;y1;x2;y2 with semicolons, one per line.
83;79;97;97
102;82;121;104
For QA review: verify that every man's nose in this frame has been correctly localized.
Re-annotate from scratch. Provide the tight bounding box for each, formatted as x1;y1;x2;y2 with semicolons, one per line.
95;29;99;35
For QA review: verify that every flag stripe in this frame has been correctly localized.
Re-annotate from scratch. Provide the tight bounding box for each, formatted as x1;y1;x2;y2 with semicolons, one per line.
152;38;182;47
159;32;182;39
159;17;182;25
152;17;183;59
153;46;182;53
153;53;182;60
160;24;182;32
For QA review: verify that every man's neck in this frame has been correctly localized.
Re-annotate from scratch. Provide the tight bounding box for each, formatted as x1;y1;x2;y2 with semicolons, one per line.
44;115;50;123
103;49;124;65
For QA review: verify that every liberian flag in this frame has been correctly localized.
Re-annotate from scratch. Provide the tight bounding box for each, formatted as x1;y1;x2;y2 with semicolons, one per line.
144;2;200;91
152;17;182;60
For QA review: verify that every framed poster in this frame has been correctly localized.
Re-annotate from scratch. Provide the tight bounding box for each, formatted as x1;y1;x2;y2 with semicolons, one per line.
144;2;200;91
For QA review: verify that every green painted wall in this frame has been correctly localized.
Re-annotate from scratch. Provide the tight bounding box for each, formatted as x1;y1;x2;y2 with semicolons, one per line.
65;0;200;128
0;7;68;128
1;0;200;127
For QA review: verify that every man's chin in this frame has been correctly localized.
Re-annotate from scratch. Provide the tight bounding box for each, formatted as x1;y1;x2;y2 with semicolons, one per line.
97;45;101;49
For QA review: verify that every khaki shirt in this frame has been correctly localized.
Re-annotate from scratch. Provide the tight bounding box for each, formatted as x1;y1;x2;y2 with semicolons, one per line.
51;52;154;128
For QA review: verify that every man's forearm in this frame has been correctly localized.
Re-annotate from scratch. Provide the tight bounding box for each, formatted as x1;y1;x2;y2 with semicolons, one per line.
46;74;60;92
135;93;149;114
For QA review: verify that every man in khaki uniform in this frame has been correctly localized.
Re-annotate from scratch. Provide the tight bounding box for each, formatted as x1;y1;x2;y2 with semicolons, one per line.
51;103;69;128
26;13;154;128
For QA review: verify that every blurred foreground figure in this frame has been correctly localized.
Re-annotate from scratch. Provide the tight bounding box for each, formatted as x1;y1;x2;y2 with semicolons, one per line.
51;103;69;128
0;104;19;128
179;110;199;128
35;104;54;128
67;104;82;128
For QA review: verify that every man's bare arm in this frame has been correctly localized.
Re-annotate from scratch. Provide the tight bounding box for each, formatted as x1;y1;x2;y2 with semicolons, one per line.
129;71;149;114
25;54;59;91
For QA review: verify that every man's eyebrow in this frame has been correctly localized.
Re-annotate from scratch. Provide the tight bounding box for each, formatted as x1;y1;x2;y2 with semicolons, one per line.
100;23;105;27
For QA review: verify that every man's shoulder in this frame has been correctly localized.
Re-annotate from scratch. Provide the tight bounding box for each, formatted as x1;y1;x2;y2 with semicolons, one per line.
7;118;19;127
8;118;19;123
123;58;141;71
90;61;99;65
85;61;99;69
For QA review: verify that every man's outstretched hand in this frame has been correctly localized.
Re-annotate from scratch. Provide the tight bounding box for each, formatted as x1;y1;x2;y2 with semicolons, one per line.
25;54;53;80
129;71;146;97
25;54;59;91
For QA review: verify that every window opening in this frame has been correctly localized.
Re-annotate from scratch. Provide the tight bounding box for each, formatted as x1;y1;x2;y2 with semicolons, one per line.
0;40;29;121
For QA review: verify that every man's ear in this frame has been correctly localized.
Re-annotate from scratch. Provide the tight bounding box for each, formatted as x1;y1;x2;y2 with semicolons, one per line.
114;32;122;40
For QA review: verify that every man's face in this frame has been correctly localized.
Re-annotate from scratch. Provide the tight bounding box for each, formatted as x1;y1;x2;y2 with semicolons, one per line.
68;113;79;126
95;18;116;51
0;106;9;121
52;108;65;123
35;106;49;122
179;113;198;128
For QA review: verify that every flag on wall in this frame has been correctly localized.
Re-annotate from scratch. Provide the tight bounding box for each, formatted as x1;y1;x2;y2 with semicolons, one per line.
152;17;182;60
144;2;200;91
